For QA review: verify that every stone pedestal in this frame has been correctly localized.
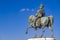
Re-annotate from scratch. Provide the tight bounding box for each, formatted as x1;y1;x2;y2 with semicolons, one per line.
28;38;56;40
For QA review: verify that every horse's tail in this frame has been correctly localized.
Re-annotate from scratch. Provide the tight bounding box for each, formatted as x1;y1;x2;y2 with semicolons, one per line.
48;15;54;25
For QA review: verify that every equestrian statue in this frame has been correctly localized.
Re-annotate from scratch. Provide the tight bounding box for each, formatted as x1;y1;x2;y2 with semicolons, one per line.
25;4;54;38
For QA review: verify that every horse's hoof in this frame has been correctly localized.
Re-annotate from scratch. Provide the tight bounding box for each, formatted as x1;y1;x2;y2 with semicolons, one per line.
25;31;28;34
40;36;44;38
50;35;54;38
32;36;37;38
40;36;42;38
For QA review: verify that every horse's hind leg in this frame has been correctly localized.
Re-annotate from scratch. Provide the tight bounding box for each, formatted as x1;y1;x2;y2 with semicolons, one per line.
48;26;54;37
34;28;37;38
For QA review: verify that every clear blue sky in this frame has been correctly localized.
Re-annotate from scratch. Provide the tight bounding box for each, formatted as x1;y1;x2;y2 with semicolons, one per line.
0;0;60;40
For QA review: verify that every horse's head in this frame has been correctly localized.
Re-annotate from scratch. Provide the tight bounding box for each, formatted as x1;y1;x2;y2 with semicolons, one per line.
28;15;35;23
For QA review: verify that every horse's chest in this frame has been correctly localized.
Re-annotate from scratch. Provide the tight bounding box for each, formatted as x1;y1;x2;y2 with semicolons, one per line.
36;18;41;27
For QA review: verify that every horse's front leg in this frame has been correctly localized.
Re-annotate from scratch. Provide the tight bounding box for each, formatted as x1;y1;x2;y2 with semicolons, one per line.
25;26;32;34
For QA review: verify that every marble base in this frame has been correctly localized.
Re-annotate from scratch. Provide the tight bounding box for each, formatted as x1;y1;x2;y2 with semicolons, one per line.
28;38;56;40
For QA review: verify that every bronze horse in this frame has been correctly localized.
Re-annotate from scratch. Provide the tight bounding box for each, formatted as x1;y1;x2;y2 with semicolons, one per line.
25;15;54;38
